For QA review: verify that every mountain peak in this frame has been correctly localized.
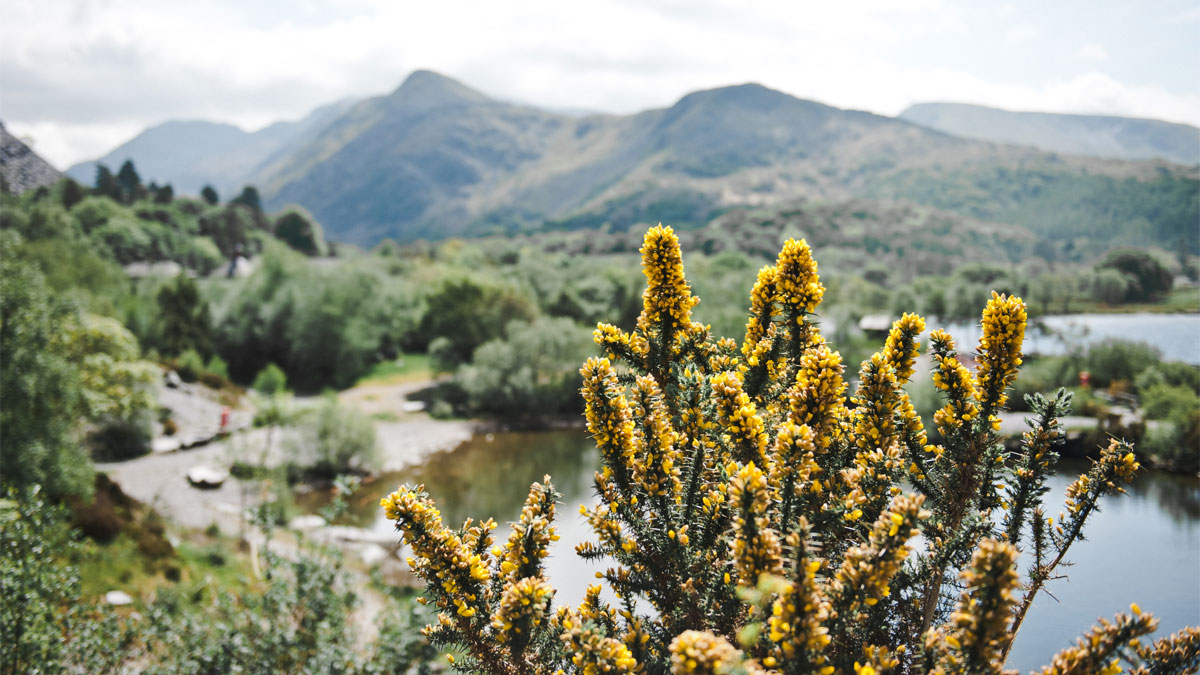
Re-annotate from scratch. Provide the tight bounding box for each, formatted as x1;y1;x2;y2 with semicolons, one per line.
390;69;491;107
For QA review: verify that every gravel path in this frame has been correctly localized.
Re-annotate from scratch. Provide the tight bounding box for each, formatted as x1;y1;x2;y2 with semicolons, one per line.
99;378;475;532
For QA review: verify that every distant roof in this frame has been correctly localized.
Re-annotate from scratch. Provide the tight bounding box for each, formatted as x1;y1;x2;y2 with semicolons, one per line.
858;314;893;332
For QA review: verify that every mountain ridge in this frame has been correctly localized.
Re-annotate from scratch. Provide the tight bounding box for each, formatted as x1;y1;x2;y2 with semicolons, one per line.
899;102;1199;165
64;71;1199;254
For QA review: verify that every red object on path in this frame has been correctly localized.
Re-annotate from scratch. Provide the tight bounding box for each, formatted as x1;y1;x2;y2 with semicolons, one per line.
1079;371;1091;388
220;406;230;430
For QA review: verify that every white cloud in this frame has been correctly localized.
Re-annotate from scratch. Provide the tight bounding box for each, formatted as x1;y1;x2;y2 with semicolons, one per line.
1073;43;1110;63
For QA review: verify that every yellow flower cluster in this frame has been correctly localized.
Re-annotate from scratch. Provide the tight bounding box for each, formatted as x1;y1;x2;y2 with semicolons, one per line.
929;329;979;438
832;495;926;613
773;238;824;320
630;375;683;501
712;371;769;466
581;357;637;490
379;486;490;620
927;538;1020;673
728;461;783;586
1064;439;1139;516
559;612;639;675
743;265;777;356
669;631;759;675
382;226;1183;675
767;529;833;670
1132;625;1200;671
491;576;554;640
636;225;699;338
881;313;925;382
850;352;901;452
496;476;558;584
1036;610;1157;675
975;291;1026;410
787;338;847;451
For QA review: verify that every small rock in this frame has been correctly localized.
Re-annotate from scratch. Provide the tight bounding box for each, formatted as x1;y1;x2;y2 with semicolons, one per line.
288;515;326;530
187;465;229;489
151;437;181;454
105;590;134;606
320;525;397;547
360;545;389;566
164;370;182;388
402;400;426;412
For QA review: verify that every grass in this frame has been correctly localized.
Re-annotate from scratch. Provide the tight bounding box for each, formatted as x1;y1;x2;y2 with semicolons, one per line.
1070;286;1200;314
370;411;401;422
73;527;257;605
354;353;433;386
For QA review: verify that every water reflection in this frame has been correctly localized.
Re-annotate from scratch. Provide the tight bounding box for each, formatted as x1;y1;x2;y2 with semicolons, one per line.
340;430;1199;671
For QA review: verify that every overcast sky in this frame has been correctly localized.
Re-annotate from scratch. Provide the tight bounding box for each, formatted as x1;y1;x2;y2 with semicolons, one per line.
3;0;1198;168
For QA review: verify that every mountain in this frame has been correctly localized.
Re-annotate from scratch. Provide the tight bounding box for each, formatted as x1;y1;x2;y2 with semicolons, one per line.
74;70;1198;255
248;71;1196;255
899;102;1199;165
66;98;356;196
1;121;63;194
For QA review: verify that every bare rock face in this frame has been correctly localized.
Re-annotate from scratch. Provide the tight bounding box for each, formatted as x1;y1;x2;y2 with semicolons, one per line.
1;122;63;194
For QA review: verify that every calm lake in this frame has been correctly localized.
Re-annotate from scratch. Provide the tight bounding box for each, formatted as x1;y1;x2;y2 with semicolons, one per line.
946;312;1200;365
341;430;1200;672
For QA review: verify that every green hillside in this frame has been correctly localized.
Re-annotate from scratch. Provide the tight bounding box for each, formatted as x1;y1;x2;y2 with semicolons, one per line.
245;72;1197;256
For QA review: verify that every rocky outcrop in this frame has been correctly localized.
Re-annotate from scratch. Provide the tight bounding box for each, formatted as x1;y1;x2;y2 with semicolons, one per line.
1;121;63;194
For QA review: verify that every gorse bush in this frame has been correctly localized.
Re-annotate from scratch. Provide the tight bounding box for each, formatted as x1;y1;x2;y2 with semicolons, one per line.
383;226;1199;674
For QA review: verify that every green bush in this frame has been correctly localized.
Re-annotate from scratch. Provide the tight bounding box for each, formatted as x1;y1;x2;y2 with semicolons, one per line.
296;394;379;477
252;363;289;395
1141;383;1200;420
454;317;594;421
0;236;93;498
176;348;205;382
0;489;131;672
1083;339;1162;388
204;354;229;379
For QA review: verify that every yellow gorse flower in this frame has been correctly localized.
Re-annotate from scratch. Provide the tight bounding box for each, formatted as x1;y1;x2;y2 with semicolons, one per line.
381;226;1182;675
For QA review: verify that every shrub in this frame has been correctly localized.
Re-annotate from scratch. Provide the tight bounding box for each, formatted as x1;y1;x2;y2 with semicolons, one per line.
382;226;1197;673
296;394;379;477
175;348;205;382
252;363;289;395
453;317;593;421
204;354;229;379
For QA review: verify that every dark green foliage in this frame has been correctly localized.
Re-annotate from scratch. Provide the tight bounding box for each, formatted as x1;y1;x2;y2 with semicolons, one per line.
200;185;219;205
231;185;262;213
0;234;92;499
417;276;537;367
93;163;119;200
61;178;85;209
1098;249;1174;301
198;203;266;258
1;488;136;674
116;160;142;204
142;550;358;673
212;245;416;391
153;183;174;204
1;490;84;672
273;207;326;256
156;273;213;357
89;409;153;462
